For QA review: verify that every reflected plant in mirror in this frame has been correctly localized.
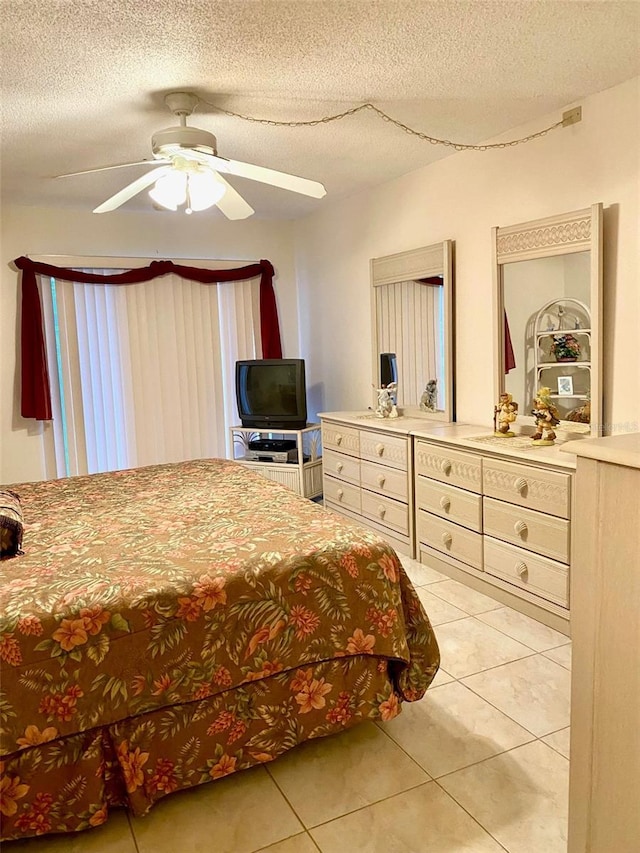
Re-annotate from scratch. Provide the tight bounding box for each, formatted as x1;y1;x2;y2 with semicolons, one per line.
371;241;454;423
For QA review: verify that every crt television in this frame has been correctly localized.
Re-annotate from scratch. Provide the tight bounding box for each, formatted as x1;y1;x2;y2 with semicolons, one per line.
235;359;308;430
380;352;397;388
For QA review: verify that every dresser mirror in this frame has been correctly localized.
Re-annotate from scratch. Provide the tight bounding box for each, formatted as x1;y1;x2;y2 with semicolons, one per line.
493;204;603;436
371;240;454;422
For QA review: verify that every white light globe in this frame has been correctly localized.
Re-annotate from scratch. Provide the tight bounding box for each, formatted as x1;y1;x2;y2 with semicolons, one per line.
149;170;188;210
186;169;226;212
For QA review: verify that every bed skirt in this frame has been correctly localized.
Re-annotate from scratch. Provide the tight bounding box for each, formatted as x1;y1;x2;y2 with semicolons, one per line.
1;655;404;840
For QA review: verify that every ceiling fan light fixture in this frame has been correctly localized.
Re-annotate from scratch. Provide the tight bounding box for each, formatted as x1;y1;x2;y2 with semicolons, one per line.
148;169;187;210
185;168;226;213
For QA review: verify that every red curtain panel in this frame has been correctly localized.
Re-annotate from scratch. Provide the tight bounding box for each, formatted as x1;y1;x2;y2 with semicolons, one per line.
14;257;282;421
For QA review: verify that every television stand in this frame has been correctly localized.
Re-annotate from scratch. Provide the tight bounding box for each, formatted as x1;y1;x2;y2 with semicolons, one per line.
229;424;322;499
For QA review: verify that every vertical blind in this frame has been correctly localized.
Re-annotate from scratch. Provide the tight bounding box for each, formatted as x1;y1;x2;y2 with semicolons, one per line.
40;271;262;478
375;280;443;407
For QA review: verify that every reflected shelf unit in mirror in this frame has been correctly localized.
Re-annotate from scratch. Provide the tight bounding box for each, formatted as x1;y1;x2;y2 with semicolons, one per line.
371;240;454;423
494;204;603;437
533;297;592;424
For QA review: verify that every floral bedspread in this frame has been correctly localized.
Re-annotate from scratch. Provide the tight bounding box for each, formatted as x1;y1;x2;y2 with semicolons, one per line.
0;459;439;838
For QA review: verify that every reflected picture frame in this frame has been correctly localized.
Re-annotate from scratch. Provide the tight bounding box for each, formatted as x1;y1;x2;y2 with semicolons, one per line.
557;375;574;396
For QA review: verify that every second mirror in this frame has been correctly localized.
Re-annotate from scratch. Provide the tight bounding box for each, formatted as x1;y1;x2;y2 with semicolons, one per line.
371;240;454;423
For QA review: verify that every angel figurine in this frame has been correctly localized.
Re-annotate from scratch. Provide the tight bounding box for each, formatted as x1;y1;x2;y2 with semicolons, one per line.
420;379;438;412
531;387;561;445
494;392;518;436
375;383;398;418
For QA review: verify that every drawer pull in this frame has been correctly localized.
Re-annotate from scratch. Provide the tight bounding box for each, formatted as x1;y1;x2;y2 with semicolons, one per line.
377;474;386;487
375;443;385;457
514;477;528;494
377;505;386;519
516;560;528;578
336;488;344;500
336;462;344;473
441;532;453;547
441;459;452;475
439;495;451;511
335;434;343;445
514;520;528;536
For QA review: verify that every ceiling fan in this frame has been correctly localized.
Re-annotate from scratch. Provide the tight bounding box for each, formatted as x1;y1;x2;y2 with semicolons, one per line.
56;92;327;219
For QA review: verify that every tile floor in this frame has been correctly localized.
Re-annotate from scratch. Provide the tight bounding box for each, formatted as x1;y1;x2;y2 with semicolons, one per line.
6;554;572;853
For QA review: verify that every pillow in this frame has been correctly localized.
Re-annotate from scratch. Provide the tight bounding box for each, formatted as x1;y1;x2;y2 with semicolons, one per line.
0;490;23;558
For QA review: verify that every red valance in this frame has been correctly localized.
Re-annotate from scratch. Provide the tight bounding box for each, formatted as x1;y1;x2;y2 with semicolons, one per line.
14;257;282;421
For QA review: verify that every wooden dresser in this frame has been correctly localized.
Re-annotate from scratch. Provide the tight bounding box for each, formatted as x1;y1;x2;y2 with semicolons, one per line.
320;412;453;557
320;415;580;633
413;425;577;633
322;413;413;556
563;434;640;853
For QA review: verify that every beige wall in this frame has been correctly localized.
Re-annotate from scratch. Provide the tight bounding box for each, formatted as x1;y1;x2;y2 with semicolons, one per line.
3;76;638;483
295;76;640;434
0;207;296;483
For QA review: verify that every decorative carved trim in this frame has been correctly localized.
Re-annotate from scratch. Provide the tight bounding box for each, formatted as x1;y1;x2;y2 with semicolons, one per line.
324;427;359;455
496;208;592;263
360;435;407;468
483;469;568;508
416;450;482;488
372;243;444;286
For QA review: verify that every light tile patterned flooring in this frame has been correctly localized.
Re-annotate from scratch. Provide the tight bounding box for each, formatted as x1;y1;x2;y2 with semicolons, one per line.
6;554;572;853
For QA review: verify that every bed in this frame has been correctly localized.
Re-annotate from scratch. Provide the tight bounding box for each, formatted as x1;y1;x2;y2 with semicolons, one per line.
0;459;439;840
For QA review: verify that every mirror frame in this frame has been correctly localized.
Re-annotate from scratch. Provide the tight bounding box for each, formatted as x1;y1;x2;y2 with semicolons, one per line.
371;240;454;423
492;204;603;437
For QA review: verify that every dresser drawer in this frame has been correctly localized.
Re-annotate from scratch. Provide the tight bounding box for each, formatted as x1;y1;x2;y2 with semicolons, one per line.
416;476;482;532
324;476;361;513
360;431;407;471
361;490;409;535
414;440;482;494
483;458;571;519
484;536;569;607
416;510;483;570
323;449;360;485
361;460;407;502
322;423;360;456
483;497;570;563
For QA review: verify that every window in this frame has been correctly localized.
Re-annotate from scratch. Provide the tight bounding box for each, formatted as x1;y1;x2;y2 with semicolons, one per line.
39;262;263;478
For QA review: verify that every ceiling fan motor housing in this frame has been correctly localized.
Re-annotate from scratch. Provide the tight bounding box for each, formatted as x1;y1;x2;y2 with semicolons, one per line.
151;126;218;157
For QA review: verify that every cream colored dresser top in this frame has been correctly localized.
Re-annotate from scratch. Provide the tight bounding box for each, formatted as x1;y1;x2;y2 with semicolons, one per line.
412;423;578;470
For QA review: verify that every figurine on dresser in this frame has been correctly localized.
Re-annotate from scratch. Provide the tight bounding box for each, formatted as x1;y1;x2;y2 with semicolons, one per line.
494;392;518;436
420;379;438;412
375;383;398;418
531;387;561;445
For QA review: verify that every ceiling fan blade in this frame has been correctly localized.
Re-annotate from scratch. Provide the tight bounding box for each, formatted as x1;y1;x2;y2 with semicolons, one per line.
221;158;326;198
56;160;169;178
93;166;172;213
188;151;326;199
209;173;254;220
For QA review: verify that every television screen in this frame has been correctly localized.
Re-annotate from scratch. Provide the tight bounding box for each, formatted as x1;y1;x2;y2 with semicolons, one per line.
380;352;397;388
236;359;307;429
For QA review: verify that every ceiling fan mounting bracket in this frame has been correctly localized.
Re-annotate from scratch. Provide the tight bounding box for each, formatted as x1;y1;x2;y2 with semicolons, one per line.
164;92;199;117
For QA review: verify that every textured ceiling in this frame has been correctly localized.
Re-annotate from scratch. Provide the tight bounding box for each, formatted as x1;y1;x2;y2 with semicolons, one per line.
1;0;639;220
